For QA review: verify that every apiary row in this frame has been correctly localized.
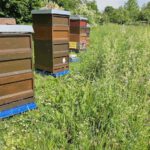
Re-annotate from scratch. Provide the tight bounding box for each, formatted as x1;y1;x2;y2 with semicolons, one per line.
0;10;91;119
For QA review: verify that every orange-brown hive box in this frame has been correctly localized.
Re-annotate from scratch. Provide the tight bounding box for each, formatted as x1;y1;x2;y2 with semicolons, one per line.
69;15;88;52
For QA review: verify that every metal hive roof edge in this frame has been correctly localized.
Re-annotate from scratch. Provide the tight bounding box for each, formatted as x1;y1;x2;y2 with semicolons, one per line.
0;25;34;33
31;9;70;16
70;15;88;21
0;17;15;19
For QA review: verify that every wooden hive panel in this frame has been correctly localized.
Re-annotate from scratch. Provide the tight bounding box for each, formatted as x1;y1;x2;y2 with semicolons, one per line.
53;43;69;57
34;40;52;72
70;34;86;42
70;27;87;35
33;25;52;40
80;21;87;27
70;34;80;42
32;15;52;25
53;15;69;26
70;20;87;27
0;97;33;111
70;20;80;27
53;30;69;42
0;59;32;75
0;35;32;62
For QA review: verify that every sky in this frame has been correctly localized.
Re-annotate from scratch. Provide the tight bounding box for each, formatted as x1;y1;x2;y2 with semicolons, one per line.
95;0;150;11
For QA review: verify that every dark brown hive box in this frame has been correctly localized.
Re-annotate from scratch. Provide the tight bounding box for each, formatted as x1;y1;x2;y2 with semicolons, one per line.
0;25;36;119
69;15;88;52
32;9;70;74
0;18;16;25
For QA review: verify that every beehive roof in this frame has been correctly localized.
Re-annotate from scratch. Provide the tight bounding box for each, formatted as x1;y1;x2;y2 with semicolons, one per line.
70;15;88;21
31;9;70;16
0;25;34;33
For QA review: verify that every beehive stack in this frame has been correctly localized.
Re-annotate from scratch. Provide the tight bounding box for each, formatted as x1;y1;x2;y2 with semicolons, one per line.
32;9;70;77
0;18;16;25
69;15;88;52
0;25;36;119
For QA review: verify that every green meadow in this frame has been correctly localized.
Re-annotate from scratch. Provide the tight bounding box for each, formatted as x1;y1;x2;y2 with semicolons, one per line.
0;24;150;150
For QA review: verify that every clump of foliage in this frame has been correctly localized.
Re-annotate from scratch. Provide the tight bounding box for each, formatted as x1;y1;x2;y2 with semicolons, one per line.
103;6;130;24
55;0;101;25
0;0;42;23
73;3;101;26
40;1;64;10
0;0;150;25
125;0;139;22
102;0;150;25
138;2;150;24
54;0;80;10
0;0;101;24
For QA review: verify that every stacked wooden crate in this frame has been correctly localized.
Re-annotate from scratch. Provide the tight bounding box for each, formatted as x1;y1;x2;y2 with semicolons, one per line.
32;9;70;77
0;18;16;25
69;15;88;52
0;25;36;119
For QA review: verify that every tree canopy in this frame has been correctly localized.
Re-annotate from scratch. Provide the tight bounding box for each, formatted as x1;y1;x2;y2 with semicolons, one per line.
0;0;149;25
103;0;150;24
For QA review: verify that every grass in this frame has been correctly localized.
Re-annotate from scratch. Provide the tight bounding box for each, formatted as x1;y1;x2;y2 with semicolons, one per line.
0;24;150;150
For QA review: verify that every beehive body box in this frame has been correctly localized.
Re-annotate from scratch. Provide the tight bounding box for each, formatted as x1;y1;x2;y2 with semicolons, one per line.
32;9;70;73
0;25;36;116
0;18;16;25
69;15;88;51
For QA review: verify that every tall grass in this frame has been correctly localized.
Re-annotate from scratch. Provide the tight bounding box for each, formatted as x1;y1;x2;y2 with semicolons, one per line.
0;24;150;150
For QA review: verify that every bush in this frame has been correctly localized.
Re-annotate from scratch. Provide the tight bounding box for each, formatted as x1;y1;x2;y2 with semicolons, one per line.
73;4;101;26
0;0;42;23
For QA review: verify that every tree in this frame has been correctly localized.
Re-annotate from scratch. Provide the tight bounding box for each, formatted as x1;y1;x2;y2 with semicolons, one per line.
56;0;81;11
104;6;115;22
0;0;101;24
125;0;139;22
104;6;115;15
111;7;130;24
86;0;99;13
138;2;150;23
0;0;42;23
73;3;101;26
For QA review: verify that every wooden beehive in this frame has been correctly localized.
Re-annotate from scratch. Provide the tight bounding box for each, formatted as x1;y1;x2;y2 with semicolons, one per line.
0;25;36;119
0;18;16;25
69;15;88;52
32;9;70;75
